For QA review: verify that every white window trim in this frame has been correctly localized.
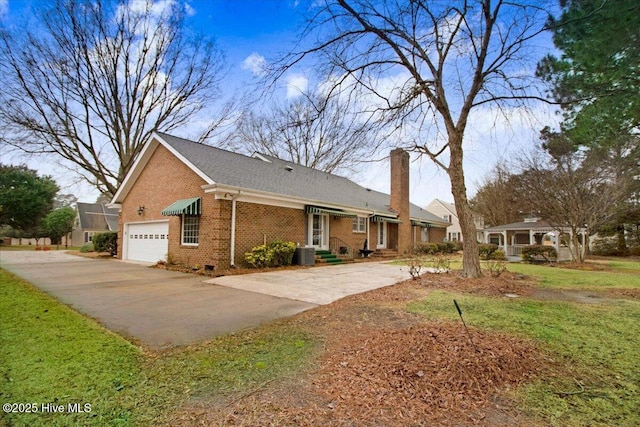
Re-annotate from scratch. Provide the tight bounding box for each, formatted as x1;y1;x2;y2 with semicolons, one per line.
181;214;200;246
352;216;367;233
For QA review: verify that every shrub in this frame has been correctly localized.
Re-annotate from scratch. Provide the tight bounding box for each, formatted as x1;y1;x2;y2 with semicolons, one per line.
414;242;439;255
482;258;507;277
591;237;623;256
245;245;271;268
431;253;451;272
521;245;557;263
490;249;507;261
93;232;118;256
79;242;95;253
269;240;296;266
406;256;426;279
435;242;451;253
478;243;499;260
244;240;297;268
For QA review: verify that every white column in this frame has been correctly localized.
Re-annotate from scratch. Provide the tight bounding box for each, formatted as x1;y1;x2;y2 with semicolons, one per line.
230;197;237;266
502;231;508;255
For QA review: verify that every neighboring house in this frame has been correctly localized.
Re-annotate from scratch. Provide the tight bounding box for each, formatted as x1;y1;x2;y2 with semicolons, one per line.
426;199;484;242
71;203;120;246
483;216;586;261
109;132;449;267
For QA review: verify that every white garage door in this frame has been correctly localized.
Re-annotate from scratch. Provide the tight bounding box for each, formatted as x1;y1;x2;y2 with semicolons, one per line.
126;221;169;263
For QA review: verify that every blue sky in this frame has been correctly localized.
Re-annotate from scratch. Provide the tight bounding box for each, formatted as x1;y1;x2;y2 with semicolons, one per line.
0;0;559;208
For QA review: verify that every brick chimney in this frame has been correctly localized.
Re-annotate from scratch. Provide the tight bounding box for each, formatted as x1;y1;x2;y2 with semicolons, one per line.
390;148;412;254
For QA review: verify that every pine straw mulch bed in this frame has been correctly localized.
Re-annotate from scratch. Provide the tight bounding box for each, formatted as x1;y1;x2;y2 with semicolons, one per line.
163;273;556;427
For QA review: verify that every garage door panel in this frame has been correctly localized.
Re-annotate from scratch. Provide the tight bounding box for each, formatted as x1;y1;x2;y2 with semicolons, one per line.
126;222;169;263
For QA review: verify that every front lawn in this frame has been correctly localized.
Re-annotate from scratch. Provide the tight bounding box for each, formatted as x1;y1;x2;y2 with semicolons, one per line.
508;260;640;290
0;270;314;427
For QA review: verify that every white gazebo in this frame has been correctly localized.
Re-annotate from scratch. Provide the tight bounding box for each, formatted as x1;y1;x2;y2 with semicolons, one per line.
483;217;586;262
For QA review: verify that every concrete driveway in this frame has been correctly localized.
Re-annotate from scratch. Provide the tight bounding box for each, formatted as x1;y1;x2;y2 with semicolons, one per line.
207;262;412;304
0;251;412;349
0;251;315;349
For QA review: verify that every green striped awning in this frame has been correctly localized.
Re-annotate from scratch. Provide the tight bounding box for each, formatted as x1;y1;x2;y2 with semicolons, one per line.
411;220;432;227
305;205;357;218
161;197;201;216
371;215;402;224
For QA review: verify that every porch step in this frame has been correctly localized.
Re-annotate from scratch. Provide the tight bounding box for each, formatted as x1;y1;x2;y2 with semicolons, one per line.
315;250;345;265
371;249;398;258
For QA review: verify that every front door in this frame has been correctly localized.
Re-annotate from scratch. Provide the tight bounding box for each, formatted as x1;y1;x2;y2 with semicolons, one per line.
377;221;387;249
309;214;329;249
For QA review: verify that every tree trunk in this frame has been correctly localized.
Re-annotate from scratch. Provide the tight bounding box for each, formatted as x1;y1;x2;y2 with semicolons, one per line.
571;232;585;263
449;135;482;278
616;224;628;256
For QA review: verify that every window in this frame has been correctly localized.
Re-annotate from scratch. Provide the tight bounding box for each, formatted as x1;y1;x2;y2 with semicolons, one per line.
352;217;367;233
84;231;95;243
443;214;451;222
182;215;200;245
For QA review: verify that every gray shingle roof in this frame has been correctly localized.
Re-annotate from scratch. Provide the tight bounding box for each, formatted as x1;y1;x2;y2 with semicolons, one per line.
484;219;558;232
77;203;120;231
157;132;447;225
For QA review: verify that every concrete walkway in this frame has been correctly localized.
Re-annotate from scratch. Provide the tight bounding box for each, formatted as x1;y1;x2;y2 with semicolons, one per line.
207;261;412;305
0;251;315;349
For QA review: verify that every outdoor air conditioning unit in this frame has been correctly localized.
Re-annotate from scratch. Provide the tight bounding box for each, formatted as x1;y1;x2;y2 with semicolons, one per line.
293;247;315;266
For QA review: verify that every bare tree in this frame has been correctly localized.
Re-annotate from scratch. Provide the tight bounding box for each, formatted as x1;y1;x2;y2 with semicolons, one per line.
275;0;551;277
232;89;379;174
518;134;632;263
471;163;532;227
0;0;228;197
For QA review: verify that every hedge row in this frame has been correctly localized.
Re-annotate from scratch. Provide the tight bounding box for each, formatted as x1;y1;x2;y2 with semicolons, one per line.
414;241;462;255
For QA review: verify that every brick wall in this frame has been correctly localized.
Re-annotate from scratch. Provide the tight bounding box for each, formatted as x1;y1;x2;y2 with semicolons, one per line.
329;216;369;255
118;143;230;268
234;202;306;267
428;227;446;243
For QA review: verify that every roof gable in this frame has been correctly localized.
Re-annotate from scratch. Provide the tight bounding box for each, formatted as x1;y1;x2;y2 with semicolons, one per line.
111;133;214;204
77;203;119;231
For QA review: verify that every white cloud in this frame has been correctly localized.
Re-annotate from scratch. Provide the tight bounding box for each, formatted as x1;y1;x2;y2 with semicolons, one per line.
184;2;195;17
241;52;267;77
285;73;308;98
124;0;176;17
0;0;8;18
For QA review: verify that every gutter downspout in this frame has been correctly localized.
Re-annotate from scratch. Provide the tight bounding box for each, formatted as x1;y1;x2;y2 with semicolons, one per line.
229;192;241;267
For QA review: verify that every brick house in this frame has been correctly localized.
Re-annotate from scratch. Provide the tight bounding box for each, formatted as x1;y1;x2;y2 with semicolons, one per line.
109;132;448;268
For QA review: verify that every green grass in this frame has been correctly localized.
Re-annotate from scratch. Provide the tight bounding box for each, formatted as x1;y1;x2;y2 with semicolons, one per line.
0;270;314;426
0;270;142;426
508;260;640;290
407;260;640;426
